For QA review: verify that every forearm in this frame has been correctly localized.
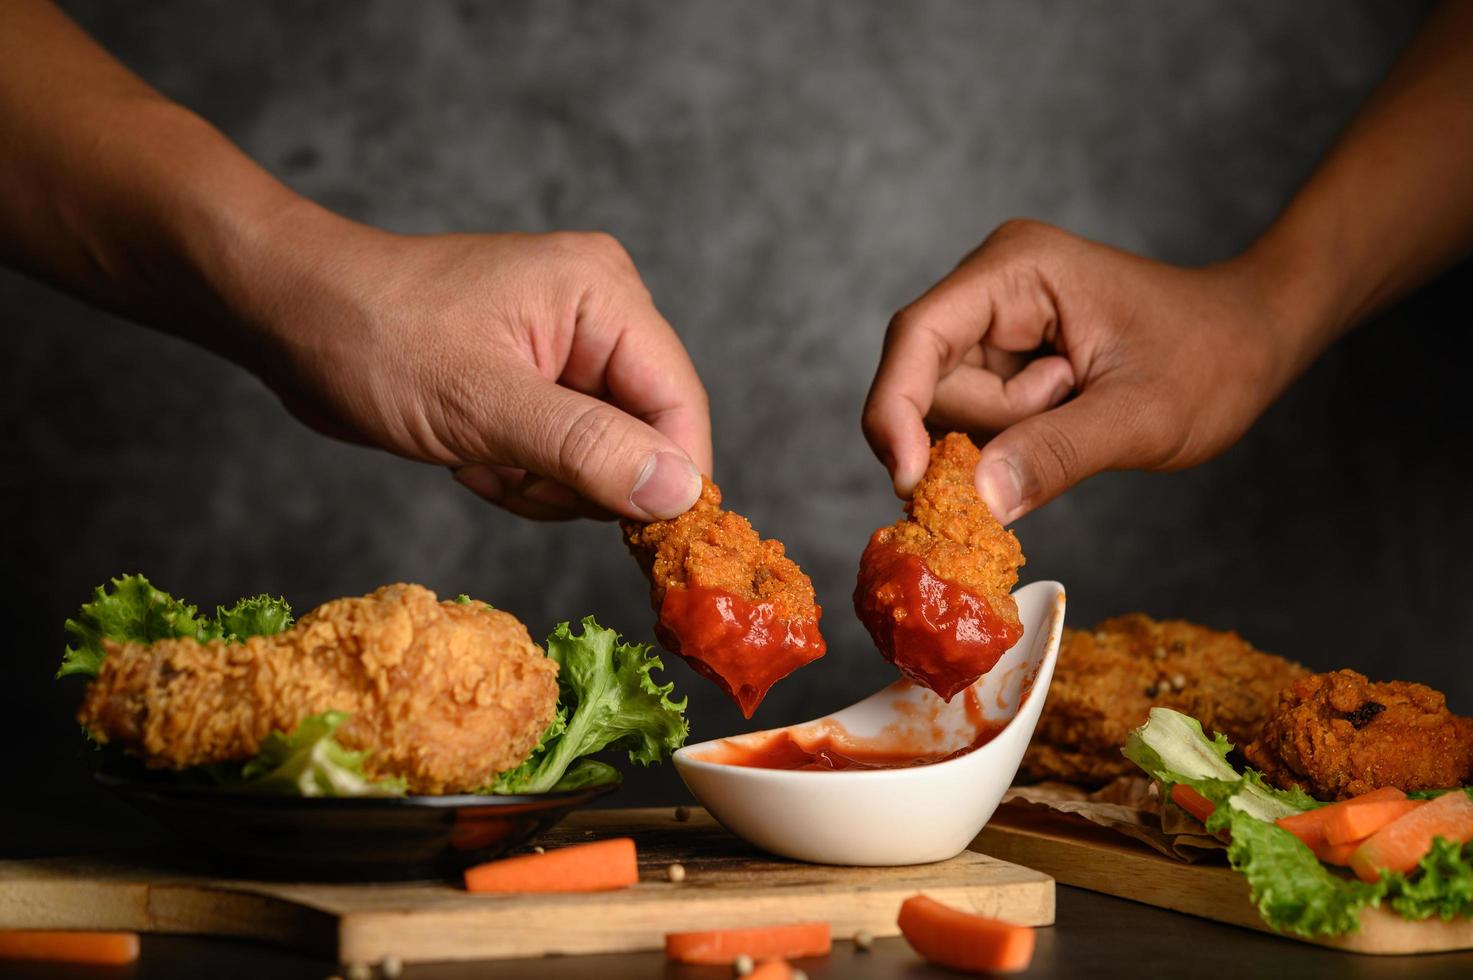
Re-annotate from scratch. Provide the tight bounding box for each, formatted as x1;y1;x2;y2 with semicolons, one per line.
0;0;333;371
1240;0;1473;378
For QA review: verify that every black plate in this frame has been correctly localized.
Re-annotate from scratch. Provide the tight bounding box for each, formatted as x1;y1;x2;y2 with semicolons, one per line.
96;772;617;881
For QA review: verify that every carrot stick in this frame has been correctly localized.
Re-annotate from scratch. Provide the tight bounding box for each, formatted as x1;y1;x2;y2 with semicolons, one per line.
0;930;139;965
665;922;831;964
1323;798;1424;845
1276;786;1405;851
747;960;795;980
1351;790;1473;883
1170;784;1217;824
1316;838;1362;866
463;837;638;893
897;894;1034;974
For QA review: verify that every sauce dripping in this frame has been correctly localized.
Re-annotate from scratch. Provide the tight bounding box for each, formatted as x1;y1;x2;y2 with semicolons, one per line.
853;535;1023;701
658;585;826;718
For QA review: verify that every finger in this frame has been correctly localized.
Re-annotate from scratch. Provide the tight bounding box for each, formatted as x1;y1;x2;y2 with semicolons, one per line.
476;372;703;521
863;250;1058;497
975;386;1149;524
927;355;1075;435
451;466;613;521
563;289;713;476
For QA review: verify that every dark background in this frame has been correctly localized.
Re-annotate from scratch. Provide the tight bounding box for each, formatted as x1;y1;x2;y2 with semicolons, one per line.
4;0;1468;837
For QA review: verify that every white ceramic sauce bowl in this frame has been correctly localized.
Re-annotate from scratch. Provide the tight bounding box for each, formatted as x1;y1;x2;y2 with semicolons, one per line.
673;580;1066;866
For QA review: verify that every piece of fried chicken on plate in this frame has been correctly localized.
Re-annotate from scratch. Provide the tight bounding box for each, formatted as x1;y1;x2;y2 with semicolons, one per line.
78;583;558;794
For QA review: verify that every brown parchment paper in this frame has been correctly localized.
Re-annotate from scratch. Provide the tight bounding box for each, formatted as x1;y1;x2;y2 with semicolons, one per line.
1001;777;1227;862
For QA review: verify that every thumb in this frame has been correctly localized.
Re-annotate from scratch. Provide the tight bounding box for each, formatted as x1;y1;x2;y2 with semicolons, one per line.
976;387;1143;524
463;375;703;521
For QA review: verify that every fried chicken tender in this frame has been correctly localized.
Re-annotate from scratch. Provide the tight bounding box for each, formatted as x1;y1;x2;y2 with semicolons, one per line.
1244;669;1473;801
854;433;1025;700
622;477;825;718
78;583;559;794
1022;614;1308;786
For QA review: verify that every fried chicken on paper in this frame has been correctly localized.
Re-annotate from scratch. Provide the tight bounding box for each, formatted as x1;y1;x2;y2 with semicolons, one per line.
78;583;559;794
1022;614;1308;786
1244;668;1473;801
622;477;825;717
854;432;1025;700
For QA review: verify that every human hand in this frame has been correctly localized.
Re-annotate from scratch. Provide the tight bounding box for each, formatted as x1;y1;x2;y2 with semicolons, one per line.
241;216;710;522
863;219;1307;523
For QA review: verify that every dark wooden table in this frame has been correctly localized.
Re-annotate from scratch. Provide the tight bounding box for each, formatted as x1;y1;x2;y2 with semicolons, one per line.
2;887;1472;980
5;793;1473;978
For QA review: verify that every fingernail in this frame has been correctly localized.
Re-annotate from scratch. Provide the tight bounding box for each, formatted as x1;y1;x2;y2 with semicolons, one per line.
630;452;701;519
979;458;1025;524
1048;380;1072;407
453;464;504;501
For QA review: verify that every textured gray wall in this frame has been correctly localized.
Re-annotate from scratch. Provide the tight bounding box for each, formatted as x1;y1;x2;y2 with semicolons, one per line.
5;0;1466;821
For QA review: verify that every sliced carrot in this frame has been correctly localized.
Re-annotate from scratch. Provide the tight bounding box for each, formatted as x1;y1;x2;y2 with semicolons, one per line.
463;838;638;893
747;960;794;980
897;893;1034;975
1323;798;1424;845
0;930;139;965
1350;790;1473;883
1276;786;1405;851
665;922;831;964
1170;784;1217;824
1315;838;1362;867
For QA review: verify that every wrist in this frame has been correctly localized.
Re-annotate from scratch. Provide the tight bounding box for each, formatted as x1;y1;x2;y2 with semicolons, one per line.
1220;227;1353;393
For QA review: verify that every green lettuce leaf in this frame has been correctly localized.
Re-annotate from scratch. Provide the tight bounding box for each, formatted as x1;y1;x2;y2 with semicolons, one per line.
1212;805;1386;937
60;575;210;678
1388;838;1473;920
1123;707;1309;822
213;594;294;641
59;574;292;679
490;616;688;794
233;711;405;797
1123;707;1473;937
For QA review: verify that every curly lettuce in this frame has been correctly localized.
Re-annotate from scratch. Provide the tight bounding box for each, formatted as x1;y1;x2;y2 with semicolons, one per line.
60;574;292;679
234;711;405;797
1125;707;1473;937
490;616;689;794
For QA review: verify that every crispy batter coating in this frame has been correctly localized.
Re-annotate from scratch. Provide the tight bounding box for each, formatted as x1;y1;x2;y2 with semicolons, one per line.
622;477;825;716
881;432;1024;607
854;433;1025;699
1244;669;1473;801
78;583;559;794
622;477;818;621
1022;614;1309;786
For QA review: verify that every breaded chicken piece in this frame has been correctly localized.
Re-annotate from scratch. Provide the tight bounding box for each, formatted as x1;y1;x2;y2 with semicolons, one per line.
622;477;825;718
1244;669;1473;801
78;583;559;794
1021;614;1308;786
854;433;1025;700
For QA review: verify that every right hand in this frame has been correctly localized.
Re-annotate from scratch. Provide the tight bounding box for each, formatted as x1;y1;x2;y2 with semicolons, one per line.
863;219;1304;523
234;214;711;522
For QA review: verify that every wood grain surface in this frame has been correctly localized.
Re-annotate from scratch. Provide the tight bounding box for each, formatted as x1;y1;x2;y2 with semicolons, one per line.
0;807;1053;964
971;803;1473;956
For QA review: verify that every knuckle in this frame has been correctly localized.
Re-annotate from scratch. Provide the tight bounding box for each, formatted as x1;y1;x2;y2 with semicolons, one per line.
1027;415;1084;487
988;217;1047;245
554;403;625;486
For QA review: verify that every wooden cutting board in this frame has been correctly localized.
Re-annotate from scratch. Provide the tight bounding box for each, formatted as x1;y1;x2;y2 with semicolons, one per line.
971;802;1473;956
0;807;1053;965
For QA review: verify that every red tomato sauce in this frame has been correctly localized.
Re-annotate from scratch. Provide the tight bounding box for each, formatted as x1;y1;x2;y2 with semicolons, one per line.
658;585;826;718
853;535;1023;701
698;688;1005;771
